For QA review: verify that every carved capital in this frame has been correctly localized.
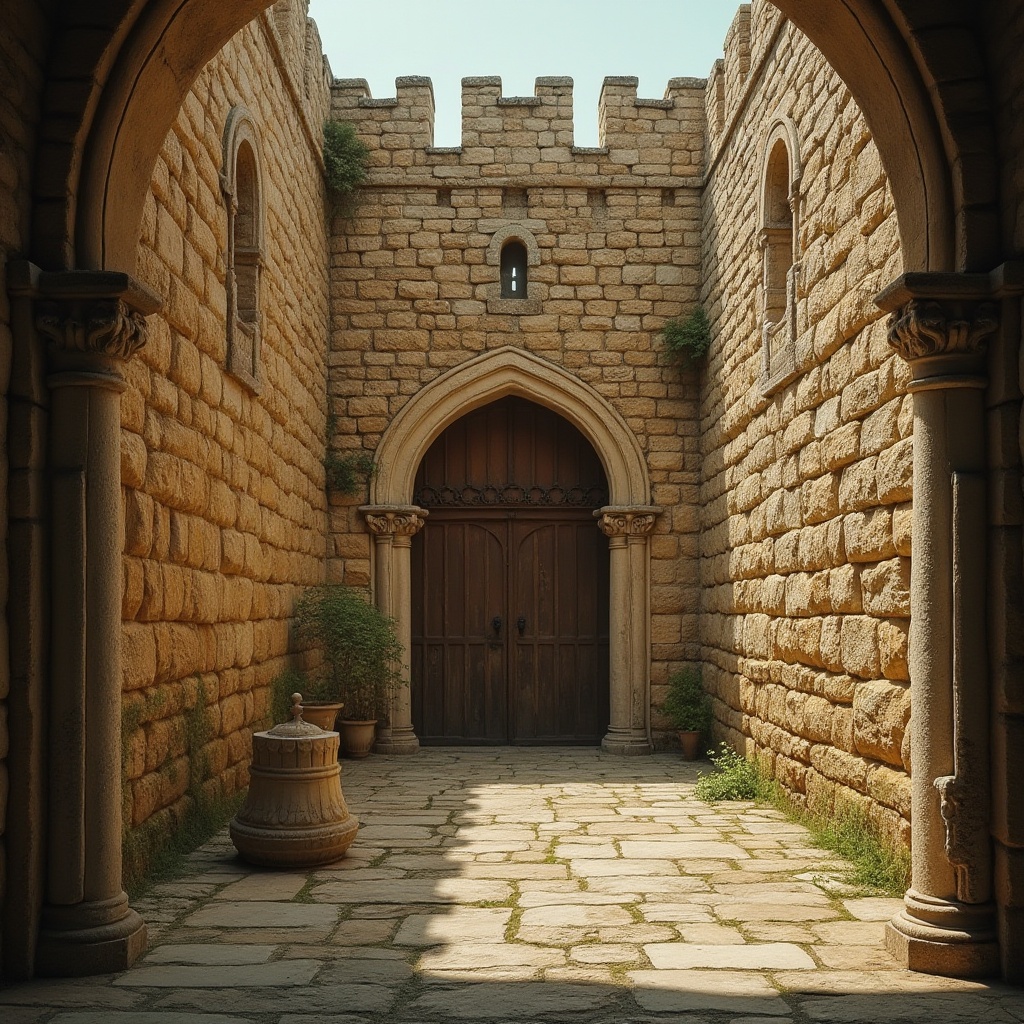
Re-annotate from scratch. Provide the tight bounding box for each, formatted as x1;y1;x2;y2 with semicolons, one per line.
887;299;998;363
7;265;162;364
361;505;429;537
595;505;660;538
37;298;149;359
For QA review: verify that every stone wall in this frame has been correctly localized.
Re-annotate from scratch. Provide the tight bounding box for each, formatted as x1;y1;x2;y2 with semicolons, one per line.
700;2;910;845
326;73;707;704
0;0;50;972
121;3;331;858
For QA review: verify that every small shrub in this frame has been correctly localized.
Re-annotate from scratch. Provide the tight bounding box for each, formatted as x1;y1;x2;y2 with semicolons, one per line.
325;449;376;497
661;667;712;735
323;120;369;213
662;306;712;367
693;742;768;801
295;584;404;720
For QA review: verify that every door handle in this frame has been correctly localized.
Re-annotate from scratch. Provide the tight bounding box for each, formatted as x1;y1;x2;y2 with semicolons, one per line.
492;616;502;634
517;615;526;636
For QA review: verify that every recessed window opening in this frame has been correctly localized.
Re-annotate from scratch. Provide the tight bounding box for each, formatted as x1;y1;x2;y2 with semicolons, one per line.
500;240;529;299
762;139;792;327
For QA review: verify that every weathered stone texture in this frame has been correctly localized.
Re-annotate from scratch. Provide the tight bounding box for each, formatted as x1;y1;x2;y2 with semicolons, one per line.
123;9;331;841
327;74;708;690
699;9;909;844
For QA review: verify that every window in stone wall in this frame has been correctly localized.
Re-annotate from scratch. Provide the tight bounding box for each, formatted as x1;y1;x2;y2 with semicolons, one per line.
485;225;541;313
758;117;802;396
500;240;529;299
222;106;264;394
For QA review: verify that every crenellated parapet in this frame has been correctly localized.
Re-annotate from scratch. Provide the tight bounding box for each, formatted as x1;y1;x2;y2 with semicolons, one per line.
330;74;706;183
705;1;787;163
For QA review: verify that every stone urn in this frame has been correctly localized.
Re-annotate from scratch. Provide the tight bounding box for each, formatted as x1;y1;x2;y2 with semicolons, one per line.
230;694;359;867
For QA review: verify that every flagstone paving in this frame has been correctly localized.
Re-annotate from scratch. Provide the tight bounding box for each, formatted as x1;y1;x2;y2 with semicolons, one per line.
2;748;1023;1022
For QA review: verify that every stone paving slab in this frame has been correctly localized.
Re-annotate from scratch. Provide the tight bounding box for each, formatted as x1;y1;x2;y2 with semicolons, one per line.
2;748;1024;1024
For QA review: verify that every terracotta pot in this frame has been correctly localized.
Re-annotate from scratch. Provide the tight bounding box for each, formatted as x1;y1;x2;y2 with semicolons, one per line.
678;730;703;761
299;700;343;732
338;719;377;758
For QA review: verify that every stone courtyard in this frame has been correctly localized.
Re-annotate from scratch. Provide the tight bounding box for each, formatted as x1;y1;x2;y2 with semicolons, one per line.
2;749;1021;1023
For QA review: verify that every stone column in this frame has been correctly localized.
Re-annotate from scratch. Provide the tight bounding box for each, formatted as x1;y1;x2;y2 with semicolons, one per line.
596;506;660;755
19;269;161;976
878;275;1000;977
360;505;428;754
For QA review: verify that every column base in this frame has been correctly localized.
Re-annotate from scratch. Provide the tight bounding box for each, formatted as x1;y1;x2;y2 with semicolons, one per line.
885;889;999;979
374;727;420;755
602;730;652;755
36;893;147;976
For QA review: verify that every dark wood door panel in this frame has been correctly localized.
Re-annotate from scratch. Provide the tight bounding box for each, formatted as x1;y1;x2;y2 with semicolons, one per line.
412;520;507;743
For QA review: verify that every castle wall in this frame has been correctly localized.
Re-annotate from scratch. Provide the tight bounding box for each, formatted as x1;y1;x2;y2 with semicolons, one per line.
0;0;50;974
326;74;707;707
700;6;910;845
121;2;331;865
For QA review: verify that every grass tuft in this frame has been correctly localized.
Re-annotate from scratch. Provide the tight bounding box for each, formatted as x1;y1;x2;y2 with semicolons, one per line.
692;741;910;896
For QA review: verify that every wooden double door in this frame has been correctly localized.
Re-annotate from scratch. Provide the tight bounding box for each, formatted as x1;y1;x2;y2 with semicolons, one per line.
410;396;611;745
411;509;609;744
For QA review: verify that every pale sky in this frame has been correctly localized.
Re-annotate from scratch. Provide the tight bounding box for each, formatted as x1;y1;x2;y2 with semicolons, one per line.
308;1;742;147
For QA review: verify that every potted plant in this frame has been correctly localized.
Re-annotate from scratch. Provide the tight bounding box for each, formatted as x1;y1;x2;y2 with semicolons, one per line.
661;667;713;760
295;584;404;757
270;667;344;732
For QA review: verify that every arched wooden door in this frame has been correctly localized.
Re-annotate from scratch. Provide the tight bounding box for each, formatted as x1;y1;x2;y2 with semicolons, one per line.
411;398;610;744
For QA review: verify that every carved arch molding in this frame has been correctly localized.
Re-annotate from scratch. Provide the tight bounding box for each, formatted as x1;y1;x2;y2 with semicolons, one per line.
363;348;658;755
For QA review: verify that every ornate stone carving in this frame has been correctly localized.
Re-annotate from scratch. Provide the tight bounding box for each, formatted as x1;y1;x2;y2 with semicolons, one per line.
935;764;990;905
362;506;428;537
36;298;149;359
596;508;658;538
887;299;998;362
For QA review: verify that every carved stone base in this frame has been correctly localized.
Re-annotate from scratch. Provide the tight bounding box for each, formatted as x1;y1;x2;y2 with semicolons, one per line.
602;729;652;755
374;725;420;755
885;890;999;978
35;896;147;976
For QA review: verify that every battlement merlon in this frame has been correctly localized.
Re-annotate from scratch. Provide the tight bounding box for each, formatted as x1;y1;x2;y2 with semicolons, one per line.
332;76;436;150
330;74;707;180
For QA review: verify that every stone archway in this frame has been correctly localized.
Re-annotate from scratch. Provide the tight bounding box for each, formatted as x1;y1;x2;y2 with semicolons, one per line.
360;348;658;757
8;0;1021;984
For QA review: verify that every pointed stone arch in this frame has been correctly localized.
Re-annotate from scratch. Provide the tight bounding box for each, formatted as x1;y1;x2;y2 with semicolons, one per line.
371;347;651;507
363;348;658;757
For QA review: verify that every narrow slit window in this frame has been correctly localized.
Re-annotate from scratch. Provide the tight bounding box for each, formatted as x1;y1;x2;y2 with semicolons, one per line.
500;240;528;299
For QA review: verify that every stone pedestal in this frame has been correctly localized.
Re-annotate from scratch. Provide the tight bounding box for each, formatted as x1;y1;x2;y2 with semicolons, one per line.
360;505;428;754
878;275;1000;978
12;268;161;976
230;695;359;867
596;506;660;755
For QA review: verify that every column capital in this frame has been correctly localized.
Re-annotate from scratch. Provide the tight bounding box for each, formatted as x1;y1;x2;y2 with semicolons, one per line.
595;505;661;539
7;263;163;362
874;270;1022;385
360;505;429;537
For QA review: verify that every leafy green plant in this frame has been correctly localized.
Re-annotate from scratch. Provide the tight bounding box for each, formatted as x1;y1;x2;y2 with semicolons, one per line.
661;667;712;735
323;119;369;213
295;584;404;720
694;742;769;801
661;306;712;367
325;449;376;497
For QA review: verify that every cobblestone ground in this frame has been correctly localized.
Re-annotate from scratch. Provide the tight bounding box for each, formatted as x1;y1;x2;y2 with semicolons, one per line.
3;748;1023;1023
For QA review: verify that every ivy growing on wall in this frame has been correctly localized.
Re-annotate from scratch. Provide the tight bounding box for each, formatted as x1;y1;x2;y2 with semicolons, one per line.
661;306;712;368
323;119;369;214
